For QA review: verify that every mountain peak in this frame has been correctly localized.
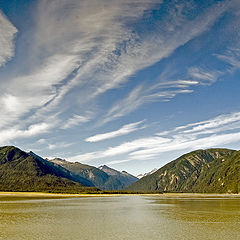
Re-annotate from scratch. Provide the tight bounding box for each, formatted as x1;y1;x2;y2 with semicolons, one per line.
99;164;109;169
137;168;158;179
50;158;68;164
98;165;119;176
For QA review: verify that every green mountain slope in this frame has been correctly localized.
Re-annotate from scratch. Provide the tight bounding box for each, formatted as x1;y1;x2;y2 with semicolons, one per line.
0;146;97;193
127;148;240;193
50;160;138;190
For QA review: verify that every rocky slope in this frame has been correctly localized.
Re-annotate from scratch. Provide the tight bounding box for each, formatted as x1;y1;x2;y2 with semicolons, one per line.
98;165;138;189
127;149;240;193
50;160;138;190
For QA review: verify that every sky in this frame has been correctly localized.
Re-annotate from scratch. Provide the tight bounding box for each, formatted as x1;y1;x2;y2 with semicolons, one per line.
0;0;240;176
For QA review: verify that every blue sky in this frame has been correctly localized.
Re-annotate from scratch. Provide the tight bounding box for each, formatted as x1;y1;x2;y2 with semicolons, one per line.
0;0;240;175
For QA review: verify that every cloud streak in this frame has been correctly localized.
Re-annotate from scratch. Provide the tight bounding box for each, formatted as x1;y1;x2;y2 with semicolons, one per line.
67;111;240;164
62;114;92;129
0;122;54;145
0;11;17;67
102;84;195;124
0;0;160;132
1;0;240;166
85;121;145;142
0;0;232;131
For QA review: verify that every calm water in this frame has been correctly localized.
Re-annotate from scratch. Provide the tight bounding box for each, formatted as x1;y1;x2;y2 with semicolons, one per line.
0;194;240;240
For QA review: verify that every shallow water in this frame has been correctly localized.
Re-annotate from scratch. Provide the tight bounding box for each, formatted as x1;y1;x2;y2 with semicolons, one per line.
0;194;240;240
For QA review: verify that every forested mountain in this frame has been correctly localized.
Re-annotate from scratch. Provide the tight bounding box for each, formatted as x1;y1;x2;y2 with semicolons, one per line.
127;149;240;193
0;146;97;193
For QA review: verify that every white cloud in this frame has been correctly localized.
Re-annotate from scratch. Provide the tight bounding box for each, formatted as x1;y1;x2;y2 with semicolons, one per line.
37;138;47;144
183;113;240;134
0;122;54;145
2;94;22;113
129;132;240;160
0;11;17;67
48;142;73;150
0;0;160;130
62;114;91;129
153;80;199;88
102;59;230;124
67;111;240;163
215;48;240;70
188;67;222;85
68;136;170;162
107;159;131;166
0;55;79;128
102;82;196;124
1;0;239;148
103;85;145;124
85;121;144;142
171;112;240;134
129;112;240;160
1;0;231;129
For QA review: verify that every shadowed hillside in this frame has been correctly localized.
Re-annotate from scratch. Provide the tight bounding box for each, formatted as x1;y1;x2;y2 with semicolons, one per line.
0;146;97;193
50;160;138;190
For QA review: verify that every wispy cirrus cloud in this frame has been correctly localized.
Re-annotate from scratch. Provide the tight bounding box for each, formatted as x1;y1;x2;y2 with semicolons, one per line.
0;0;160;133
1;0;240;152
62;114;92;129
85;121;145;142
188;67;222;85
216;48;240;71
128;112;240;161
0;11;17;67
67;111;240;164
129;132;240;161
102;84;194;124
67;135;170;163
48;142;73;150
100;1;232;124
102;62;229;125
0;0;232;130
0;122;54;145
175;112;240;134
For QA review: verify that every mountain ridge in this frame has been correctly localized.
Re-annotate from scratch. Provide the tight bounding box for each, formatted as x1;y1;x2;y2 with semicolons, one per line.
1;146;239;194
127;148;240;193
0;146;97;193
49;160;138;190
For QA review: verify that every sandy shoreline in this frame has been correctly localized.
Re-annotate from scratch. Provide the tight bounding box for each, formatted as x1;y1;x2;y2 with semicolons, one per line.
0;192;125;198
0;192;239;199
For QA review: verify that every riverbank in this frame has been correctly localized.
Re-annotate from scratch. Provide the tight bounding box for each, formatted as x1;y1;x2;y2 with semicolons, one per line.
0;191;126;199
0;191;239;199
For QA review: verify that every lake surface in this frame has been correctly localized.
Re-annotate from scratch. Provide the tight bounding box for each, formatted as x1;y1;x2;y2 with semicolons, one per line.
0;194;240;240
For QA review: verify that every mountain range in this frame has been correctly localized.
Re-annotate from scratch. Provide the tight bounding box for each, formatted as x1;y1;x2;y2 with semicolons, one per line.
0;146;239;194
0;146;137;193
49;159;138;190
127;148;240;194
